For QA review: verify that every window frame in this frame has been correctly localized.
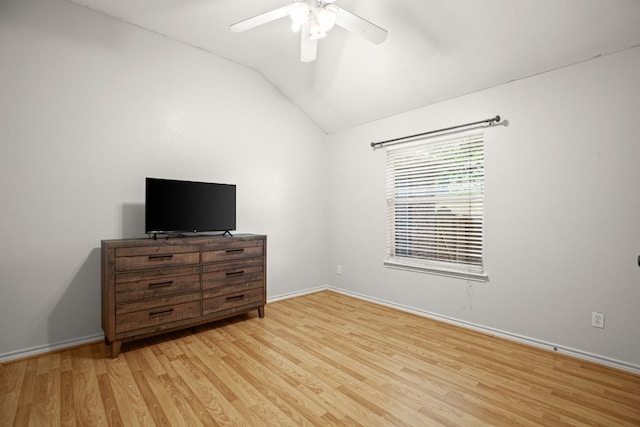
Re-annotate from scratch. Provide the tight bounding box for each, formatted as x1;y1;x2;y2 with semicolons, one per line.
384;132;488;282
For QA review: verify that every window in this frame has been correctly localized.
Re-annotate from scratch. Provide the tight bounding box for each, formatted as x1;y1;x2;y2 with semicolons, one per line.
385;132;487;281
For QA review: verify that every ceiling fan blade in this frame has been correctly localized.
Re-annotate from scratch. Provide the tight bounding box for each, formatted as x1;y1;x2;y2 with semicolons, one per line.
230;5;290;33
334;7;387;44
300;21;317;62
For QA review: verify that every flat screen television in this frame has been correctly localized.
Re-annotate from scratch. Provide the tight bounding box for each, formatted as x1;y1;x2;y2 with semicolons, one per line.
145;178;236;235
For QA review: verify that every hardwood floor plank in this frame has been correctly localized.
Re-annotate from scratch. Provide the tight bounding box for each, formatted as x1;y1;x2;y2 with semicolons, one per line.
150;372;206;426
103;355;155;426
234;326;376;423
223;324;329;399
59;368;76;426
71;346;108;426
193;332;265;407
0;359;26;425
11;402;31;426
171;355;243;426
1;291;639;426
220;354;322;426
15;358;37;409
30;372;55;426
130;370;172;426
97;373;124;427
177;344;239;404
149;349;221;426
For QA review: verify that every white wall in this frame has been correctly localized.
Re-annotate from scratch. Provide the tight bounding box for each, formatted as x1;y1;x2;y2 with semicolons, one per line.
327;47;640;369
0;0;328;358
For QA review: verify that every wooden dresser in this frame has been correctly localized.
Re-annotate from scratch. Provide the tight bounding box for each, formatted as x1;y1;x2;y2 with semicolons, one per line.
101;234;266;357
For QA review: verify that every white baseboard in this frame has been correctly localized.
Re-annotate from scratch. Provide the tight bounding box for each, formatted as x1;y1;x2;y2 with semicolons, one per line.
0;333;104;364
267;285;329;303
4;287;638;376
271;285;640;376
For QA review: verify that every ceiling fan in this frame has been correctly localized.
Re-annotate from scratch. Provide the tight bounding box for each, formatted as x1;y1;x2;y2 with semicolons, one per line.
230;0;387;62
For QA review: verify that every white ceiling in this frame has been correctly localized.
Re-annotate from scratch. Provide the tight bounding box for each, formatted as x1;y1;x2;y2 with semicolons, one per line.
69;0;640;134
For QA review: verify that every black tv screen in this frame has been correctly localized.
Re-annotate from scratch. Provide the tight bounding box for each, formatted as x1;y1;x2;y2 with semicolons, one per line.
145;178;236;235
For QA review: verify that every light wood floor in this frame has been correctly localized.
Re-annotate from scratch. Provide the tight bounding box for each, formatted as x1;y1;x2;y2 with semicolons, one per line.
1;291;639;426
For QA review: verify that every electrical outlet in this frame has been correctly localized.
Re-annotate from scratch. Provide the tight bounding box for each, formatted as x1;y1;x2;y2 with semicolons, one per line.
337;265;342;275
592;312;605;329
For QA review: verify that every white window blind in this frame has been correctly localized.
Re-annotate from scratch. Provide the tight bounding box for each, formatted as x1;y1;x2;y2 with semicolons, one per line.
385;132;486;280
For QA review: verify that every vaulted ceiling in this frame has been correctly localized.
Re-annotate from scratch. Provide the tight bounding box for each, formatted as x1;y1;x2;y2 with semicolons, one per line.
69;0;640;134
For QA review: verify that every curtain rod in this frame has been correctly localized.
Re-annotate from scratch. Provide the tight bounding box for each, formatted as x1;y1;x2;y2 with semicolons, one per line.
370;115;501;149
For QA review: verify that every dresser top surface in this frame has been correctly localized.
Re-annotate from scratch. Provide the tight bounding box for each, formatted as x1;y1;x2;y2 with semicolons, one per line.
102;233;266;248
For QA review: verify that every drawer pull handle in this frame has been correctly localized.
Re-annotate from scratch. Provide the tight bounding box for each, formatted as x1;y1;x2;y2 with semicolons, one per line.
226;295;245;302
226;249;245;254
149;308;174;317
148;254;174;260
226;270;245;277
148;280;173;288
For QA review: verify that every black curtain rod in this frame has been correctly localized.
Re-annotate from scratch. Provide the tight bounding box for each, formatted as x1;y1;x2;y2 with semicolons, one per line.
370;115;501;149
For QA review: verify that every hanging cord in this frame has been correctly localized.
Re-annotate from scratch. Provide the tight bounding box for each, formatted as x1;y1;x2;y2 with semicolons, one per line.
371;115;501;149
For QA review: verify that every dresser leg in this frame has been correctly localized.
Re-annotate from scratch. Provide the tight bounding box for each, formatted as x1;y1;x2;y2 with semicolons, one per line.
258;305;265;318
110;339;123;358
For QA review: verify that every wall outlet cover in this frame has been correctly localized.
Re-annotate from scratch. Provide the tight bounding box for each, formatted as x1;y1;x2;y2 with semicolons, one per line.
592;312;605;329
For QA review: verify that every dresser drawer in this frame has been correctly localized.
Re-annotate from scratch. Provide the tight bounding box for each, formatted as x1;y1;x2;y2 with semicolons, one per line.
202;281;263;300
115;245;200;272
202;239;263;263
115;266;201;303
203;286;263;316
202;258;263;290
116;295;201;333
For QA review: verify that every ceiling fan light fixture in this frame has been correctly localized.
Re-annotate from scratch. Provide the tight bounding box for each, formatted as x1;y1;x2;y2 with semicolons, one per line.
289;1;310;25
315;5;337;33
309;19;327;40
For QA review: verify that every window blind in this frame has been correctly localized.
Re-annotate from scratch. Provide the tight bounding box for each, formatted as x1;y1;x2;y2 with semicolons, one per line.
385;132;485;279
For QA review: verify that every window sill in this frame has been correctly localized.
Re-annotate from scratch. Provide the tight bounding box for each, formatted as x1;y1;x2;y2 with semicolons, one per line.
384;259;488;282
